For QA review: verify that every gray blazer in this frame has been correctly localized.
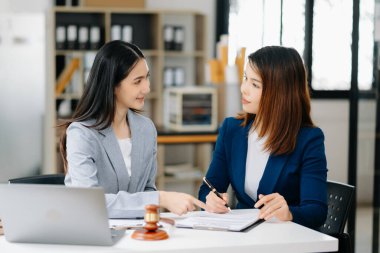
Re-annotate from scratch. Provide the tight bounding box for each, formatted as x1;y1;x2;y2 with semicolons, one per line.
65;110;159;218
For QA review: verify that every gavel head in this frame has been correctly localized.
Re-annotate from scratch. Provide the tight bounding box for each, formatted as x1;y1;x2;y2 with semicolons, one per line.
131;204;169;240
144;204;160;231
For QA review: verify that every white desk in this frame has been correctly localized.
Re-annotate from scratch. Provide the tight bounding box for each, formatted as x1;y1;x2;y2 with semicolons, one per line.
1;219;337;253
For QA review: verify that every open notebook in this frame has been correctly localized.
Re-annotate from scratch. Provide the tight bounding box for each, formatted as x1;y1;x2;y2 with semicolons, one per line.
161;209;264;232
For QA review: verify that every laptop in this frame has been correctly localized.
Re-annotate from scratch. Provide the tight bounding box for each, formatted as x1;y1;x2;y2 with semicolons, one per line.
0;184;125;246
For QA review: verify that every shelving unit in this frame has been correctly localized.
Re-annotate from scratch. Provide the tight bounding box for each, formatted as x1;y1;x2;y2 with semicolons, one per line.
156;129;217;196
49;7;210;195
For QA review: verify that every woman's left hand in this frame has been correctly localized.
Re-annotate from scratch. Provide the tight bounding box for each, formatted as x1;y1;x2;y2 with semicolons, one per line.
254;193;293;221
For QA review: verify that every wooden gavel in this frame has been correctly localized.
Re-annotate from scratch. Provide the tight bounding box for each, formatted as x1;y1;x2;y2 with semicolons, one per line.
131;204;171;241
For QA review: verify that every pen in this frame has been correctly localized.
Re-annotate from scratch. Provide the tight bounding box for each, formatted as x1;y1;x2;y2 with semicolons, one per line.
203;177;231;211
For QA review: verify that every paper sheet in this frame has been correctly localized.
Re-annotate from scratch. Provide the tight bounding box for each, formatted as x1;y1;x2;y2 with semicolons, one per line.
162;209;261;231
109;219;145;227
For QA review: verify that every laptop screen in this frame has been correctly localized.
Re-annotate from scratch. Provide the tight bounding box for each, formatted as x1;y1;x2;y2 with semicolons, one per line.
0;184;124;245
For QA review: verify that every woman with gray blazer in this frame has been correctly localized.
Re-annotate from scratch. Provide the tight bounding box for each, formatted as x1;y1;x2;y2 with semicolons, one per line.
59;41;205;218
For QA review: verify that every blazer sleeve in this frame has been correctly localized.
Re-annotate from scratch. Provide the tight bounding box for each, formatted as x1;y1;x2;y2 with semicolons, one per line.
65;123;159;219
65;123;100;188
143;120;158;192
198;118;231;202
289;128;328;228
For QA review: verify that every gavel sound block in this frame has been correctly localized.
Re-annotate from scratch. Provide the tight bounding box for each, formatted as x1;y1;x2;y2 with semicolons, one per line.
131;204;169;240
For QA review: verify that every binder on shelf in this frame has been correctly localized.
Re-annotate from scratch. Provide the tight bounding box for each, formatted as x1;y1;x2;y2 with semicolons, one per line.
66;25;78;50
174;67;185;86
163;67;185;87
57;99;72;118
56;26;66;50
111;25;122;41
90;26;101;50
122;25;133;43
78;26;89;50
163;67;174;87
55;58;81;97
55;0;79;6
174;26;184;51
163;25;174;50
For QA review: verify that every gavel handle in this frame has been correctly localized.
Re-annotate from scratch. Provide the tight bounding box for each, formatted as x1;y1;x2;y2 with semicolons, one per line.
111;217;175;231
111;225;144;231
160;217;175;226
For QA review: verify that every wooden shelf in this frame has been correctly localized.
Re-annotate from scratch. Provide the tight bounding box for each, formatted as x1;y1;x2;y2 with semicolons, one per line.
56;50;98;55
157;134;217;144
164;51;205;57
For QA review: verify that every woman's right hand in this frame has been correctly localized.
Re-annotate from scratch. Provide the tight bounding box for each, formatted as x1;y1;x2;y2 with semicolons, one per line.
159;191;206;216
205;191;230;213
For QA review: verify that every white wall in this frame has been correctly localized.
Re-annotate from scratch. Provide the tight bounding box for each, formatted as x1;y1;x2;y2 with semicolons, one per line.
0;0;51;12
312;99;376;204
311;100;349;183
0;0;53;181
357;100;376;203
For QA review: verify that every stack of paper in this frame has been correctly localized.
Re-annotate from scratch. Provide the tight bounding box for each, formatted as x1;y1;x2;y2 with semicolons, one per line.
162;209;263;232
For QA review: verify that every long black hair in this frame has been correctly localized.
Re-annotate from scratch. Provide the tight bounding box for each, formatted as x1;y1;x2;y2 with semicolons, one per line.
59;40;145;171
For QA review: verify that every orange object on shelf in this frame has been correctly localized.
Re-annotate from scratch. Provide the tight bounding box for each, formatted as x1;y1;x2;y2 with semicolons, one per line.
208;59;225;84
235;47;246;83
55;58;80;97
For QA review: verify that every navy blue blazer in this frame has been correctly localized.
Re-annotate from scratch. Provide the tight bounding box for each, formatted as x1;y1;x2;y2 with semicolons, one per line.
199;117;328;229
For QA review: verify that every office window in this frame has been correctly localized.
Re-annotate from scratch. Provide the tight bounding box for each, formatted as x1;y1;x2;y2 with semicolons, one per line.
229;0;374;92
282;0;305;57
358;0;374;90
312;0;352;90
228;0;281;64
228;0;305;66
312;0;374;91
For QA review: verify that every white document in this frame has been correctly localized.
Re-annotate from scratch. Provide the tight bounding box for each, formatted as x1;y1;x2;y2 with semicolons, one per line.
162;209;263;232
109;219;145;227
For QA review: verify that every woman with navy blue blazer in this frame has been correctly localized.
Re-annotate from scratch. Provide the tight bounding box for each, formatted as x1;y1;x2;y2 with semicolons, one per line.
199;46;327;229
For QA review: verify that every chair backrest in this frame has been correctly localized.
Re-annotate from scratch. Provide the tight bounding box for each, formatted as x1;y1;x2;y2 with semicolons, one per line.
318;180;355;235
8;174;65;185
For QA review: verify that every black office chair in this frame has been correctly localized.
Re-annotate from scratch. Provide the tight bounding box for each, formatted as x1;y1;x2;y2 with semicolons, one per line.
318;180;355;253
8;173;65;185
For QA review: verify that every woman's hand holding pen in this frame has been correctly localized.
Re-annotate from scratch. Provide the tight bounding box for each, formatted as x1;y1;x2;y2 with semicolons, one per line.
202;177;231;213
205;191;230;213
254;193;293;221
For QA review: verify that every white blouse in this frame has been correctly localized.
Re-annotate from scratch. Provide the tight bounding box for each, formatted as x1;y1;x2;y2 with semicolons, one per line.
244;131;270;201
118;138;132;176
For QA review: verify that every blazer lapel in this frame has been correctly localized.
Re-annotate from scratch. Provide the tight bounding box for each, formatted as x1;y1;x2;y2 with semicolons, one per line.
258;154;288;195
127;110;145;192
99;126;130;191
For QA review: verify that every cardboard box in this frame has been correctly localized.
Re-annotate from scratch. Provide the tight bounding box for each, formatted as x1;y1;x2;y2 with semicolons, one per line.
82;0;145;8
